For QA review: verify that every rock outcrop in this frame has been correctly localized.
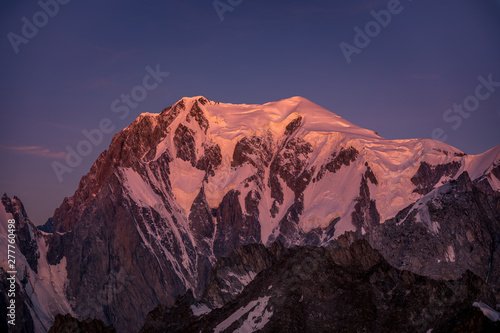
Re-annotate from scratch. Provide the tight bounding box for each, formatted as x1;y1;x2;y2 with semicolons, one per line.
140;239;500;332
369;171;500;303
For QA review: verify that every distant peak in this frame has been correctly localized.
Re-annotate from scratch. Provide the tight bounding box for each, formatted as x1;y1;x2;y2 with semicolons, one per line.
180;96;211;105
282;96;311;102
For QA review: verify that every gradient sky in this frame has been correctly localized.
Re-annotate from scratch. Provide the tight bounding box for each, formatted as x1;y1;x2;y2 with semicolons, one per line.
1;0;499;225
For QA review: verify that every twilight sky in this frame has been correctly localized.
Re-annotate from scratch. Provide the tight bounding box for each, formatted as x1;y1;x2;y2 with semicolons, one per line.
1;0;499;225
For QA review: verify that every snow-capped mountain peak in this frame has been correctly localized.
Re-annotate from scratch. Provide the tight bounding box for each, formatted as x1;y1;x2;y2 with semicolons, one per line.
38;96;500;331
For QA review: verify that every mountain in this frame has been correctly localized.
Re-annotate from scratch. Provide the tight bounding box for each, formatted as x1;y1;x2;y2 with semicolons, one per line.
1;96;499;332
140;237;500;333
0;195;74;332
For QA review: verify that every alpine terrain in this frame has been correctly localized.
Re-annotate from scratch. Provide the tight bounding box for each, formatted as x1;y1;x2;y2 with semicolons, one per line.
1;96;500;332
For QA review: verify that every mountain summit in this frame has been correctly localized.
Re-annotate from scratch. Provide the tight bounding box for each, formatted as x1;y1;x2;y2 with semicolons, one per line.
53;95;499;240
2;96;499;332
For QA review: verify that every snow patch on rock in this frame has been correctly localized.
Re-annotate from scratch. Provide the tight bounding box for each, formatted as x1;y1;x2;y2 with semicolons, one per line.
473;302;500;322
214;296;272;333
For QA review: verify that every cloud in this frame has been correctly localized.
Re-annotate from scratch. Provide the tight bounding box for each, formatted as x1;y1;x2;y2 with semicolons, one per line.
0;145;66;159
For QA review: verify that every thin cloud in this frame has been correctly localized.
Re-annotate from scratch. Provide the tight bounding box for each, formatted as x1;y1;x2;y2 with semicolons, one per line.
0;145;66;159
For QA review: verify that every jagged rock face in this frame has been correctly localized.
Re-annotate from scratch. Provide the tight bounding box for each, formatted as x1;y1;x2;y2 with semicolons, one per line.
1;195;75;332
368;172;500;301
8;96;499;331
174;123;197;166
38;218;54;233
268;137;313;203
411;161;461;195
351;164;380;231
202;241;286;308
188;188;214;252
2;195;39;273
314;146;358;182
47;174;190;333
51;101;187;232
369;171;500;303
491;164;500;181
213;190;261;257
140;239;500;333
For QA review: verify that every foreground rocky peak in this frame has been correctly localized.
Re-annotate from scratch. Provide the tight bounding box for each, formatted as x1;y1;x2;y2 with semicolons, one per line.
1;195;74;332
140;239;500;333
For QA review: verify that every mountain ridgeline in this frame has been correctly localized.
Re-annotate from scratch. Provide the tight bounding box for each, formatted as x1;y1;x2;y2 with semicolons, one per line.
1;96;500;332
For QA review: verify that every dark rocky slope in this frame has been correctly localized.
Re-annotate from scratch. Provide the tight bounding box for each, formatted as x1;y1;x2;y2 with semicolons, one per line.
140;238;500;333
48;314;115;333
369;171;500;303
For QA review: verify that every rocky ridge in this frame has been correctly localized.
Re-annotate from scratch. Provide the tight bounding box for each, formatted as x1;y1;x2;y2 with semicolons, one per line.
140;238;500;332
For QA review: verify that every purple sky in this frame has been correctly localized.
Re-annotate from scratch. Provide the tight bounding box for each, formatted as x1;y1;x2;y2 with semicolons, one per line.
1;0;500;225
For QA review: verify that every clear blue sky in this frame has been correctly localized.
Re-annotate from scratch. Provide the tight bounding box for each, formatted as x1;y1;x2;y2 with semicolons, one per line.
1;0;499;225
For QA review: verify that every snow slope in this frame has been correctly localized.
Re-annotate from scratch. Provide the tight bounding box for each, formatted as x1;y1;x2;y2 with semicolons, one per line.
105;96;500;247
124;96;498;243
